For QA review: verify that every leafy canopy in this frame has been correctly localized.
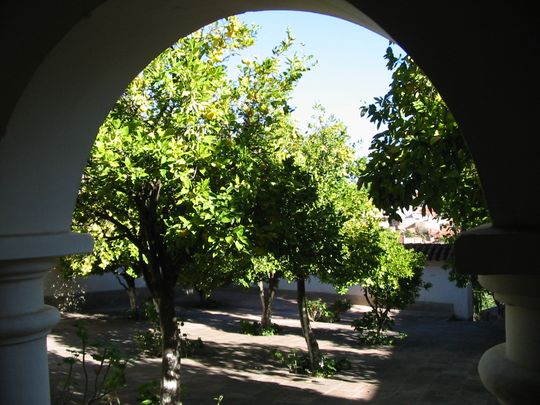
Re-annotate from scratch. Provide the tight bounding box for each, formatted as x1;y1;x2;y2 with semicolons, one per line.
70;18;259;293
359;46;489;232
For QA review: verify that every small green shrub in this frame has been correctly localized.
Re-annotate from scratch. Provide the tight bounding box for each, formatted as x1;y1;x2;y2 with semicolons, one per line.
135;300;163;357
351;313;407;345
46;271;85;313
134;328;204;358
239;319;281;336
305;298;352;323
138;380;160;405
305;299;333;322
473;289;498;320
329;298;352;321
182;336;205;357
134;328;162;357
141;300;160;323
270;348;351;377
214;394;224;404
135;300;203;358
52;320;130;405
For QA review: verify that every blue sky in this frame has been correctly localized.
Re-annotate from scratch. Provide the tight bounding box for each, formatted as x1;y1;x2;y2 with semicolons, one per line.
229;10;403;157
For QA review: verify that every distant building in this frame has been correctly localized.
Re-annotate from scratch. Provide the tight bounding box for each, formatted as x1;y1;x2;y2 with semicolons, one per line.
382;206;454;244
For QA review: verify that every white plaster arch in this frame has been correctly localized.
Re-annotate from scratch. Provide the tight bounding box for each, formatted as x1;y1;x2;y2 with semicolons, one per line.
1;2;540;404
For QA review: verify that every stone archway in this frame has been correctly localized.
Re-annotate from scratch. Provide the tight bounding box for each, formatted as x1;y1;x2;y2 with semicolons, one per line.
1;1;539;404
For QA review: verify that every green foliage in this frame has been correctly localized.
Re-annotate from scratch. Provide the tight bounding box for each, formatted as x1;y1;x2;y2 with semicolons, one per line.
248;107;371;373
331;297;353;316
52;321;130;405
335;216;428;344
132;300;161;356
71;17;263;303
359;45;489;232
305;298;352;323
46;270;85;313
137;380;160;405
141;299;160;324
214;394;224;405
133;327;204;358
135;301;204;358
358;45;497;319
134;327;204;359
473;289;498;320
179;255;239;307
270;348;351;378
300;105;359;202
134;328;163;358
351;313;407;345
239;319;281;336
338;218;427;302
66;17;318;402
305;298;333;322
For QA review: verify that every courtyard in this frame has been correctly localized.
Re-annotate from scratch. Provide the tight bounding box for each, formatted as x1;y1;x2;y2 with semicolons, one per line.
48;288;503;404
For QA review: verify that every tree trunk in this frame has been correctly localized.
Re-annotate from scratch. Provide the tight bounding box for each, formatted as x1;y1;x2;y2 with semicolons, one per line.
157;288;182;405
297;277;321;371
259;273;279;330
114;271;140;319
124;274;139;320
197;288;211;307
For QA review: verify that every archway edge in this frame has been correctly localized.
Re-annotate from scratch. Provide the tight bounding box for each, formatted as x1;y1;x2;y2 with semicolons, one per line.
0;0;388;249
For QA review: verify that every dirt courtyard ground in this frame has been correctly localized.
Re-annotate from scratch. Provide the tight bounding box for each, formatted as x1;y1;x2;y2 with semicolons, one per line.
48;288;504;404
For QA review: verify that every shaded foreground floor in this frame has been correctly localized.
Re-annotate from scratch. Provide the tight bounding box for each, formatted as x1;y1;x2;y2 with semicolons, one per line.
48;288;504;404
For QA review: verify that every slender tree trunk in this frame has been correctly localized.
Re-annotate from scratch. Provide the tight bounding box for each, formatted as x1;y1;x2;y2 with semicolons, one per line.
124;274;139;320
364;289;384;333
135;181;182;404
197;288;212;307
114;271;140;319
297;277;321;371
259;273;279;330
157;287;182;405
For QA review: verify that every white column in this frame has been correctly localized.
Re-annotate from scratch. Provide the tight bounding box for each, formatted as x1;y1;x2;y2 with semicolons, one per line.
0;258;59;404
478;275;540;405
455;226;540;405
0;232;93;405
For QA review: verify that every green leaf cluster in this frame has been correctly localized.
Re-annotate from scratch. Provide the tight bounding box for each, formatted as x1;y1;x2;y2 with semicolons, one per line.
70;18;268;293
359;46;489;232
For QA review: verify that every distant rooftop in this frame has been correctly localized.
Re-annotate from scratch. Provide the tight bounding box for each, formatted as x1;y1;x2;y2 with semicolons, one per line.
404;243;453;262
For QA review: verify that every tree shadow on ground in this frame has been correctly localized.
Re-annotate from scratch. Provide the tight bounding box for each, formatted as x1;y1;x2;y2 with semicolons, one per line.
188;340;385;384
179;362;372;405
179;302;364;351
49;289;505;405
48;313;146;357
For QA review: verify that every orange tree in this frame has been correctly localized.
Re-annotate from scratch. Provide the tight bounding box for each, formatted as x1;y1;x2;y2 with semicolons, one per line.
359;46;492;315
73;18;257;404
69;18;318;402
359;46;488;231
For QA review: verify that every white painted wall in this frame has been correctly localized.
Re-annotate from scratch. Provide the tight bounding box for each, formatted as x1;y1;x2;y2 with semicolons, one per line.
278;277;364;298
45;261;472;319
278;262;473;319
416;261;473;319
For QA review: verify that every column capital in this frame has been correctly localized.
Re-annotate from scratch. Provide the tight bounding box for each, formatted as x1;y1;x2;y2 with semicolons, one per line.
0;231;93;262
454;224;540;275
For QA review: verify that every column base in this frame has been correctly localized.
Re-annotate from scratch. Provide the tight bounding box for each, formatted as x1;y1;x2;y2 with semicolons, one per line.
479;343;540;405
478;275;540;405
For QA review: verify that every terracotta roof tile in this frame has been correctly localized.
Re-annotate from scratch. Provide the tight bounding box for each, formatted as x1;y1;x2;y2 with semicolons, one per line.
404;243;454;262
